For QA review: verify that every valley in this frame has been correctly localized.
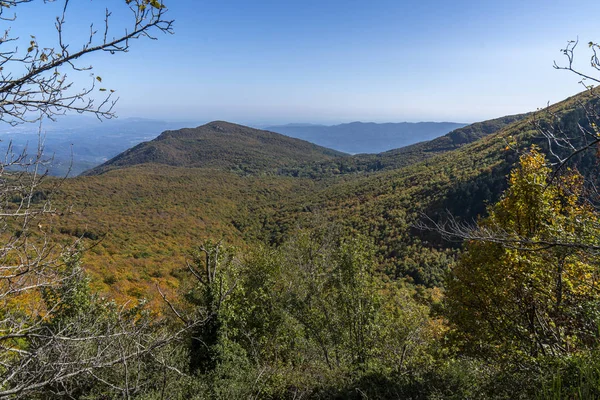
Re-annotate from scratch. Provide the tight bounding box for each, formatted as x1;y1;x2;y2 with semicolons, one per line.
4;1;600;398
47;91;588;304
6;87;600;399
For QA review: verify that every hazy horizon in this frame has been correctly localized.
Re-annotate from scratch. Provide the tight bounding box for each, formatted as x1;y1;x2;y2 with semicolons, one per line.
0;115;473;135
10;0;600;125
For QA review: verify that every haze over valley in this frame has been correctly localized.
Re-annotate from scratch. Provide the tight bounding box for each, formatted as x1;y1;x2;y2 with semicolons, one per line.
2;118;468;175
2;1;600;399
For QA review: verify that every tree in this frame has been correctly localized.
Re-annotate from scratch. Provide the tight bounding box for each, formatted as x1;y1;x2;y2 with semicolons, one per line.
0;0;173;125
425;39;600;363
183;240;240;374
279;225;435;375
535;38;600;183
4;246;187;399
169;227;442;398
0;1;178;397
446;149;600;359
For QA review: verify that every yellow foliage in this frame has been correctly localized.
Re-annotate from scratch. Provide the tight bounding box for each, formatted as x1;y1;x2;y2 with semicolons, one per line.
448;148;600;359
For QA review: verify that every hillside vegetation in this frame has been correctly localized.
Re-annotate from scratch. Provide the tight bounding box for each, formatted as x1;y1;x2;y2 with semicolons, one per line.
85;121;345;176
19;88;600;398
54;166;328;304
255;93;591;288
55;91;593;300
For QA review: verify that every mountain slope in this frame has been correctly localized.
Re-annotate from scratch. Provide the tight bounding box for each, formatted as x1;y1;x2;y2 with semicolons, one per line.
84;121;345;176
55;164;326;304
266;121;467;154
54;90;596;300
57;111;538;298
255;91;594;285
360;112;532;169
279;113;530;178
1;117;204;176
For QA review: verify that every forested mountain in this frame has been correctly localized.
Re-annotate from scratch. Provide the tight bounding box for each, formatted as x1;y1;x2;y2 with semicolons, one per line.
0;116;202;176
84;121;345;175
14;89;600;398
266;121;467;154
65;89;596;297
60;90;586;300
279;112;530;177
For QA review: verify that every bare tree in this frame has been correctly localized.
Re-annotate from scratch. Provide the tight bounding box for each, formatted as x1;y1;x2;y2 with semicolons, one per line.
535;39;600;178
0;0;173;125
420;38;600;247
0;246;194;398
0;1;187;398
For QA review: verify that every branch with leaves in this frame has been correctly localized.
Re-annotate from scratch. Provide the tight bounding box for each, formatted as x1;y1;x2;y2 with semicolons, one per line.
0;0;173;125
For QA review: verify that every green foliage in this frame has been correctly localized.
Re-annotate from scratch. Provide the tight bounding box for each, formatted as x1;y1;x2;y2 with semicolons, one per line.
184;240;240;374
21;81;600;398
178;226;443;398
447;148;600;360
85;121;344;176
281;226;384;370
41;248;93;325
537;351;600;400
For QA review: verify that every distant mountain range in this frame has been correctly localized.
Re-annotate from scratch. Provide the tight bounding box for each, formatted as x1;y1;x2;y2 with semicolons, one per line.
0;118;468;176
265;121;467;154
82;117;528;180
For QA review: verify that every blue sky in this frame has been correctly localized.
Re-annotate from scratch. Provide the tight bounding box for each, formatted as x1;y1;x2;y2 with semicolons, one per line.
10;0;600;124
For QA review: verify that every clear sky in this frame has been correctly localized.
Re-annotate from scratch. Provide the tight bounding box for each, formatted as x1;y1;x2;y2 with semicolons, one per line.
10;0;600;125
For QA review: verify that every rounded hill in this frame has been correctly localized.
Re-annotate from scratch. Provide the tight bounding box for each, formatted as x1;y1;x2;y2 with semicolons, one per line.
83;121;346;175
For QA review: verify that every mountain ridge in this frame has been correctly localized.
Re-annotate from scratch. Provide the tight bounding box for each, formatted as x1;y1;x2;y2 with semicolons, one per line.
83;121;346;176
266;121;467;154
277;113;530;178
54;89;599;301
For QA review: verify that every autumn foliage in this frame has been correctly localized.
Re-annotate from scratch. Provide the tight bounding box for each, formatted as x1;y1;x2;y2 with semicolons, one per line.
447;148;600;359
